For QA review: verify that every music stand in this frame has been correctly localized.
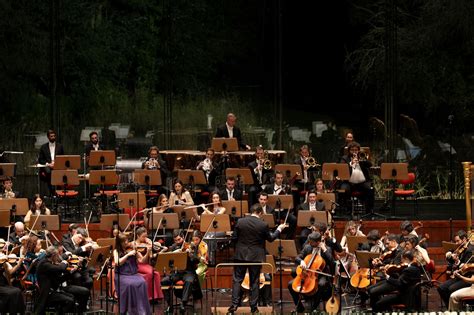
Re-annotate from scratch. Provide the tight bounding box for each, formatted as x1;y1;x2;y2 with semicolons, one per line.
222;200;248;217
148;213;180;230
225;168;254;185
0;210;9;227
99;214;130;231
118;192;146;213
267;195;293;210
316;192;337;211
97;238;116;250
88;246;111;269
266;240;297;260
199;214;231;233
89;170;119;214
177;169;207;185
29;215;60;231
133;169;162;186
243;213;275;228
297;210;328;228
442;241;457;253
211;138;238;152
89;150;116;168
172;205;195;224
321;163;350;181
51;169;80;186
346;236;368;255
274;164;303;180
0;163;16;180
54;155;81;170
355;251;380;269
0;198;29;216
380;163;409;219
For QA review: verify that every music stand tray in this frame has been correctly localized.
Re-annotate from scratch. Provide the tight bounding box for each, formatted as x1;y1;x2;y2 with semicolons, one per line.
225;168;254;185
322;163;350;181
267;195;293;210
99;214;130;231
266;240;297;258
274;164;302;180
0;163;16;179
88;246;111;269
51;170;80;186
211;138;239;152
155;252;188;274
177;170;207;185
297;210;328;227
29;215;60;231
346;236;368;255
97;238;116;250
54;155;81;170
355;251;380;269
133;169;162;186
172;205;196;222
0;210;10;227
243;213;275;228
89;170;119;186
316;192;336;211
200;214;231;233
222;200;248;217
118;192;146;210
148;213;180;229
89;150;116;167
0;198;29;215
442;241;457;253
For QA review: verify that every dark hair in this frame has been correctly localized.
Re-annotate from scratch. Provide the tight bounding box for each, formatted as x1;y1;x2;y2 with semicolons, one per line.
148;146;159;154
274;171;283;178
89;131;98;138
402;250;414;261
206;148;215;154
173;180;187;193
457;230;468;240
76;227;88;238
366;229;381;241
251;205;263;214
400;220;414;233
136;227;147;236
115;233;129;254
347;141;361;150
307;232;321;243
387;234;398;242
208;192;222;211
258;192;268;199
192;230;202;239
173;229;184;239
46;129;56;137
226;176;235;182
404;235;418;246
30;194;47;214
314;222;327;233
68;223;78;232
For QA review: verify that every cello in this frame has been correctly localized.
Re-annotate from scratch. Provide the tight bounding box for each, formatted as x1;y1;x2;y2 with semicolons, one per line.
292;248;329;295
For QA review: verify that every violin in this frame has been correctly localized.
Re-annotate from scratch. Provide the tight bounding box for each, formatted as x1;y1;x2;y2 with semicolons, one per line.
383;262;409;276
66;254;82;271
457;263;474;276
0;254;21;265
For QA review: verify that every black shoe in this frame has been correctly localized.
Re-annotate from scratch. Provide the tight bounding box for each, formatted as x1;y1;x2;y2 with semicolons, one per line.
295;303;305;313
250;306;259;314
179;304;186;314
227;305;238;314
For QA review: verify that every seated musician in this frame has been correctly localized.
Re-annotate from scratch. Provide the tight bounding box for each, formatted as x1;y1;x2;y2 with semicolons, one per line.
253;192;274;215
219;176;243;201
368;250;421;312
399;220;419;243
1;177;19;198
23;235;46;285
84;131;105;168
161;229;202;313
24;194;51;225
8;221;25;250
338;131;354;159
35;246;90;314
403;235;430;266
142;145;171;192
360;229;385;254
190;230;208;287
61;227;97;289
339;141;374;214
288;231;334;313
195;192;226;219
449;269;474;311
196;148;219;188
134;227;164;301
247;145;273;206
263;171;297;239
0;252;25;313
297;190;329;248
340;220;365;251
61;223;78;244
372;234;403;268
294;145;318;191
215;112;251;150
169;179;195;207
145;194;175;246
438;229;474;309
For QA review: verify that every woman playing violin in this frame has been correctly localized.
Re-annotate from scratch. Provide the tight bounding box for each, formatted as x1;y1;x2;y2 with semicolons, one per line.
0;251;26;313
134;227;164;301
288;232;334;313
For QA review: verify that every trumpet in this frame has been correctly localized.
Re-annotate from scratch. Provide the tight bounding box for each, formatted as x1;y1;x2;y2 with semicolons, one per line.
2;190;15;199
262;159;272;170
358;151;368;161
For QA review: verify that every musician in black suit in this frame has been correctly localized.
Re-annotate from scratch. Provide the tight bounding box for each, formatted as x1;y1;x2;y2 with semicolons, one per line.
294;145;318;189
141;146;170;195
228;205;286;314
339;141;374;213
368;250;421;311
85;131;105;161
247;145;273;206
215;113;251;150
219;176;243;201
1;177;20;199
263;171;297;239
288;231;335;312
38;129;65;195
35;246;90;315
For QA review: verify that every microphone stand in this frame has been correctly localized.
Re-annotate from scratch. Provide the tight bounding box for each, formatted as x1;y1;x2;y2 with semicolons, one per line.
274;198;286;313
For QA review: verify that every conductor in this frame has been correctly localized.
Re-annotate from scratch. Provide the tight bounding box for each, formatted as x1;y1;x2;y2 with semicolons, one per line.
228;205;287;314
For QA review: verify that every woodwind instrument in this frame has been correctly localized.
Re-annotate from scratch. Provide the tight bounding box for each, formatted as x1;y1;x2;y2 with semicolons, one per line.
462;161;472;232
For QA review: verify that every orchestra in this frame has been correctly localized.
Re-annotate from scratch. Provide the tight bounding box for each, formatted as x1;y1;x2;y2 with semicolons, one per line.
0;114;473;314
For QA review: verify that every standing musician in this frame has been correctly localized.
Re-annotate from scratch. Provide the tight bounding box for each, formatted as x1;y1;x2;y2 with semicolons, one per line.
162;229;202;313
215;112;251;151
38;129;65;195
85;131;105;164
219;176;243;201
1;177;19;199
227;205;286;314
263;171;297;239
134;227;164;301
247;145;273;206
437;230;474;308
142;146;171;191
35;246;90;314
169;179;195;207
339;141;374;214
196;148;219;188
288;231;334;313
0;251;25;313
61;227;97;290
367;250;421;311
24;194;51;225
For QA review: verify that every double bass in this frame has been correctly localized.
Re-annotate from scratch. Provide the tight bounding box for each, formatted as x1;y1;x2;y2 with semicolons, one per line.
292;248;328;295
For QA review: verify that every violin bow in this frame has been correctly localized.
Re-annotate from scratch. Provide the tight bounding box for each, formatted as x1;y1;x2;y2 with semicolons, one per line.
27;214;41;238
181;217;195;250
5;224;11;255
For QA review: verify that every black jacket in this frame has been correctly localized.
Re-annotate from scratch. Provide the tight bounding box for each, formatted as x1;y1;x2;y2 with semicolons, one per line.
219;188;243;201
85;142;105;157
296;244;334;275
141;156;170;185
339;155;372;182
36;260;70;314
215;124;247;150
38;142;64;164
386;264;421;288
62;237;89;257
247;160;273;185
233;215;280;262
